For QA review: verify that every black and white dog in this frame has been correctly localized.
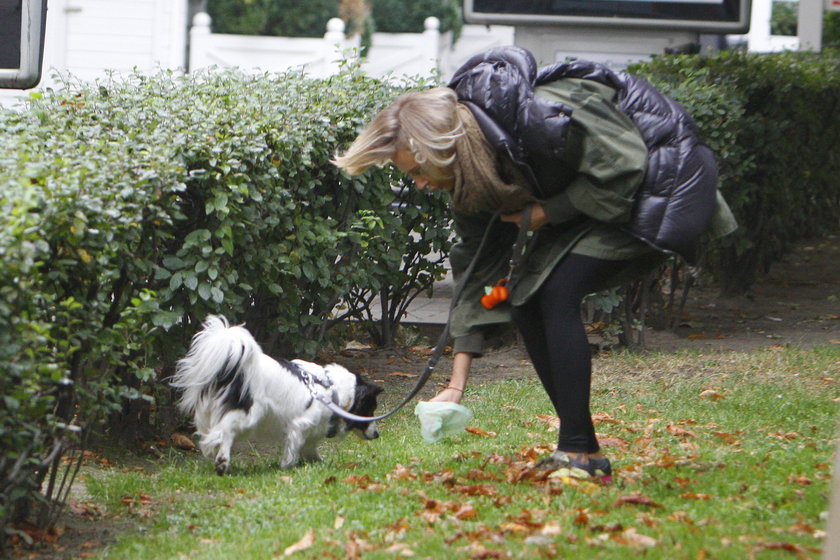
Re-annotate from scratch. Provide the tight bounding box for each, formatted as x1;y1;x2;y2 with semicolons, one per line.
171;315;382;475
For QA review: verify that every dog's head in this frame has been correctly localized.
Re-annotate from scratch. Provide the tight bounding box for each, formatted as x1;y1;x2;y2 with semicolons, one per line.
345;376;384;440
322;364;383;440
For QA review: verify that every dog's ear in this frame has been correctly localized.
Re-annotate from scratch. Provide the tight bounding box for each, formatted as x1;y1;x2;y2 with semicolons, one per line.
356;379;384;398
358;376;384;395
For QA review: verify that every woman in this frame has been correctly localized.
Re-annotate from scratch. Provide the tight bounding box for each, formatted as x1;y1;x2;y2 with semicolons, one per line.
333;47;736;481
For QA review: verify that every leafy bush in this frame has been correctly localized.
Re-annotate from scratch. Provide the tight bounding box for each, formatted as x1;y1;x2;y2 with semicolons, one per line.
825;11;840;47
770;0;798;36
371;0;463;40
0;64;451;542
206;0;340;37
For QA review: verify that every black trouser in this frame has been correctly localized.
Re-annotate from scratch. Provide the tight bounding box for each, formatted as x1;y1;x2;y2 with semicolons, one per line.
510;253;630;454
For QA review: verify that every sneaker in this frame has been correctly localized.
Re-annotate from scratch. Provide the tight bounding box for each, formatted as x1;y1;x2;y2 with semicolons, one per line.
535;451;613;484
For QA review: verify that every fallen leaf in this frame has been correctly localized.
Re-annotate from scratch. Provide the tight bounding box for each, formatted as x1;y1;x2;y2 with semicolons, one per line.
536;414;560;431
755;542;807;556
387;464;417;481
454;504;478;520
592;412;620;425
388;371;418;378
615;493;662;508
453;484;497;497
541;520;563;536
666;425;698;438
465;427;497;438
422;469;456;484
383;543;415;556
468;543;505;559
699;389;726;401
712;431;741;445
619;527;658;548
598;436;629;450
500;521;531;534
171;433;196;450
680;492;712;500
788;474;812;486
770;431;799;440
282;528;315;556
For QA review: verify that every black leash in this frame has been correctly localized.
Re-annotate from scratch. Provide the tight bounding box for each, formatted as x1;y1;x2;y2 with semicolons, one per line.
312;205;534;423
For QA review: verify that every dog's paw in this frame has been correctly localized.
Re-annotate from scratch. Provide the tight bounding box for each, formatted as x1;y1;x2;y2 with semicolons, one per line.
215;457;230;476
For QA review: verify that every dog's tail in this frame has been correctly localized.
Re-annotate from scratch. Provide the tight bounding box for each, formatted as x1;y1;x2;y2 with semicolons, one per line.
170;315;260;417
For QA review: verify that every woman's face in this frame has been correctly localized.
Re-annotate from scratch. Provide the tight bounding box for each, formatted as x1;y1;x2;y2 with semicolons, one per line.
391;149;454;192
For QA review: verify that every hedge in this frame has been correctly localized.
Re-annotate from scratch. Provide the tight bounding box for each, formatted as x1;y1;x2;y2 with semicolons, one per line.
0;65;451;543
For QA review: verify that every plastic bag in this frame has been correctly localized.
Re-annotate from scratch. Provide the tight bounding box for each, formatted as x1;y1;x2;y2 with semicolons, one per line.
414;401;473;443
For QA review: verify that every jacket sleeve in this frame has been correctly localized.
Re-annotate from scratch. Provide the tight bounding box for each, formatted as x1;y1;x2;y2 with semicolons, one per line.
448;210;518;356
536;83;648;225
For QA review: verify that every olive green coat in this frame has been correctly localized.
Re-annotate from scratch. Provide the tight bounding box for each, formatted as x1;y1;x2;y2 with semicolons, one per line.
449;79;737;355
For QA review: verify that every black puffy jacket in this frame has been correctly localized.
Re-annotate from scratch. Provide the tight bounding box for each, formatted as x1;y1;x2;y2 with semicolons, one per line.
448;46;718;264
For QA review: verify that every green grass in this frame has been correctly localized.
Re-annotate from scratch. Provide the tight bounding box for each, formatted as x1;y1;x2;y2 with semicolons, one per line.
83;346;839;559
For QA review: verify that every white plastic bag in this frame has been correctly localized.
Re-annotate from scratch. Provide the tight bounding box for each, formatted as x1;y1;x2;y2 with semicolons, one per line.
414;401;473;443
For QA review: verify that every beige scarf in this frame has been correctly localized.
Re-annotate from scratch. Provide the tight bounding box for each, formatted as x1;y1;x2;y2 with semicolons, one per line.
450;103;536;214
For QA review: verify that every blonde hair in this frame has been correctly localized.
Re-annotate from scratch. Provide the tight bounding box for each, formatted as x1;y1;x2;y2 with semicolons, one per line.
332;87;464;176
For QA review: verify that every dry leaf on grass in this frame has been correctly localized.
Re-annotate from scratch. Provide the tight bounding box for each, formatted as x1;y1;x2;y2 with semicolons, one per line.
614;493;662;508
281;528;315;556
388;371;418;378
465;427;497;438
535;414;560;431
170;433;196;450
699;389;726;401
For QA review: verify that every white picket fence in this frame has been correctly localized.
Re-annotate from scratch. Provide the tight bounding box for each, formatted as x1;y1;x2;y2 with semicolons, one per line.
188;12;514;82
0;5;512;108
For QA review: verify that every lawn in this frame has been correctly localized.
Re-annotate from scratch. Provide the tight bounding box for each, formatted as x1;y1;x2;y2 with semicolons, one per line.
74;345;838;559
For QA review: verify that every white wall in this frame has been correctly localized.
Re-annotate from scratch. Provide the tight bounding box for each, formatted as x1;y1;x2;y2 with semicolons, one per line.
1;0;188;108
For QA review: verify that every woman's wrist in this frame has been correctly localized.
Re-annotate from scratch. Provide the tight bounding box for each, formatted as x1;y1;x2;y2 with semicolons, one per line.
446;385;464;393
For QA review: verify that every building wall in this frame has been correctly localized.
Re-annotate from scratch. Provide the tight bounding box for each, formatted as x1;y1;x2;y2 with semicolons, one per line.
1;0;188;107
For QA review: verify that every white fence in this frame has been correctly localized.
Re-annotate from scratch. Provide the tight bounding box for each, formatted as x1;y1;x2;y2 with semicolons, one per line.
0;7;513;108
189;14;361;78
188;12;514;82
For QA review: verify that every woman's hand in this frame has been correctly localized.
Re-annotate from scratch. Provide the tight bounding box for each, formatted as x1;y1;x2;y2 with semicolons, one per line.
428;352;472;404
428;387;464;403
501;202;548;230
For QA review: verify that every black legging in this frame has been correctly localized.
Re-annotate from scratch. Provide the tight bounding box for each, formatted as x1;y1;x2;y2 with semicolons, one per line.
510;253;629;454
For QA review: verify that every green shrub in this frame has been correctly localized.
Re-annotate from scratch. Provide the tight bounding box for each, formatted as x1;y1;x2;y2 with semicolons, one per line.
770;0;798;36
206;0;340;37
371;0;463;41
0;64;451;542
825;11;840;47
